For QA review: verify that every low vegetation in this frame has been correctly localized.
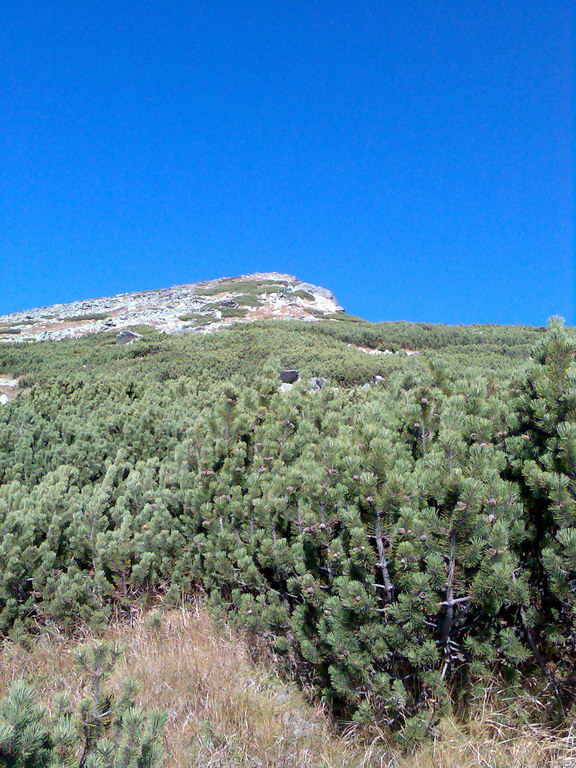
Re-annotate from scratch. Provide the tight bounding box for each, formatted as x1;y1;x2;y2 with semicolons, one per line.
234;294;261;307
179;313;209;323
180;304;248;322
322;311;366;322
0;314;575;763
219;306;248;318
2;607;574;768
195;280;288;296
0;639;166;766
292;289;315;301
65;312;110;322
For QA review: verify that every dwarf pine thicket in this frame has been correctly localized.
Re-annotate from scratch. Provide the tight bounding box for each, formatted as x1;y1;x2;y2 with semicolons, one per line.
0;316;574;747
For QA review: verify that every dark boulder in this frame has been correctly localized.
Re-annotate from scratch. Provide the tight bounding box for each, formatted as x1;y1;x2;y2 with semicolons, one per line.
280;370;299;384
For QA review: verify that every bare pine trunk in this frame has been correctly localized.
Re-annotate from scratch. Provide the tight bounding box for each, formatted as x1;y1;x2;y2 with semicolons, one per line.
440;530;457;678
375;510;395;603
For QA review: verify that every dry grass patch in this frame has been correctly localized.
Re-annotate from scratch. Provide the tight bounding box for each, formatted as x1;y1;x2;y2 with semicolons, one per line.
0;606;380;768
1;606;575;768
395;717;576;768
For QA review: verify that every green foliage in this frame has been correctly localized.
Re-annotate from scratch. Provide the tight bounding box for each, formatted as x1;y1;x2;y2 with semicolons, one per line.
0;329;21;336
299;318;547;356
179;314;211;324
291;290;315;301
321;312;366;322
0;642;165;767
195;279;288;296
506;318;576;704
0;316;575;742
65;313;109;323
233;295;261;307
184;302;249;319
121;326;158;336
219;307;248;318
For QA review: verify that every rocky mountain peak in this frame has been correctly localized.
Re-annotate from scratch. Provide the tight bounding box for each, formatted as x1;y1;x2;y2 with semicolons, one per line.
0;273;345;343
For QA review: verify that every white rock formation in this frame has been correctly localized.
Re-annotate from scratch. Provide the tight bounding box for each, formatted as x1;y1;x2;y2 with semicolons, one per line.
0;273;346;344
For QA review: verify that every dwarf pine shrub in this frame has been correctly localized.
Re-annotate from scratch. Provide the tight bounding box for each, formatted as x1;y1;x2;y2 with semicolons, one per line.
0;318;575;742
0;642;166;768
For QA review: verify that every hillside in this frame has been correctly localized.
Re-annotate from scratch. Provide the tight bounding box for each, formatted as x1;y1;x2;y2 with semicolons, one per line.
0;279;575;766
0;273;343;343
0;273;553;402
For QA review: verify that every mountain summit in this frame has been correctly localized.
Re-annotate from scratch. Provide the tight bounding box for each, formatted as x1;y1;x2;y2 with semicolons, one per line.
0;273;345;343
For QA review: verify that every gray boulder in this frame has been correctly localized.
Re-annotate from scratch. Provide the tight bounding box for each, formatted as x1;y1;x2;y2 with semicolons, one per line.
116;330;142;345
310;376;327;390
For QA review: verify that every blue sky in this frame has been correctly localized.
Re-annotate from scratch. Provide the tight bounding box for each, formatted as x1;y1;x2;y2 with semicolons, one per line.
1;1;573;324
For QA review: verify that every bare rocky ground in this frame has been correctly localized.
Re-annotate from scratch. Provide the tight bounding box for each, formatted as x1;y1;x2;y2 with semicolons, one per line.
0;272;345;344
0;378;19;405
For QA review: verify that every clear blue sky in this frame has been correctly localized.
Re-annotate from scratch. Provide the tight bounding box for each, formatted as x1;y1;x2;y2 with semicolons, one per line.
1;2;573;324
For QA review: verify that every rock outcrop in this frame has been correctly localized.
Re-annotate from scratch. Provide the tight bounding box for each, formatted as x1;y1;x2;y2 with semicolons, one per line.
0;378;19;405
0;273;346;344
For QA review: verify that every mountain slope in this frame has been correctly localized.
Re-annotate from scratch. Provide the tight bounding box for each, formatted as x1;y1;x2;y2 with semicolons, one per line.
1;276;576;754
0;272;344;343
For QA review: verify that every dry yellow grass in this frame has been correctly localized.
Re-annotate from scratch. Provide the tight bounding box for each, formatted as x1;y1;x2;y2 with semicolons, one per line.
1;605;575;768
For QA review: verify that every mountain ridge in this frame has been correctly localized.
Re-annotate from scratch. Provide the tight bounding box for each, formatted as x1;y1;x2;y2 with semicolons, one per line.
0;272;345;343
